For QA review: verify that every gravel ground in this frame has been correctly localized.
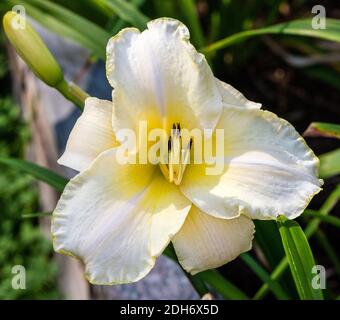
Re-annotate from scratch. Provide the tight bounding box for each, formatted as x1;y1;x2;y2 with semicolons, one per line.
92;256;199;300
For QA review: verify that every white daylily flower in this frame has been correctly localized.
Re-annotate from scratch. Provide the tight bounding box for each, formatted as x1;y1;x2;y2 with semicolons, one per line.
52;18;322;284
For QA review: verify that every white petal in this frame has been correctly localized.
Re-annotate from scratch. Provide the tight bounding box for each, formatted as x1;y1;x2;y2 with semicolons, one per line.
216;78;261;109
58;97;118;172
172;206;254;274
180;107;322;220
52;148;191;284
106;18;222;136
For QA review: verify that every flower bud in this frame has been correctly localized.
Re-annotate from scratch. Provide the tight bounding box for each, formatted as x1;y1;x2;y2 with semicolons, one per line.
3;11;63;87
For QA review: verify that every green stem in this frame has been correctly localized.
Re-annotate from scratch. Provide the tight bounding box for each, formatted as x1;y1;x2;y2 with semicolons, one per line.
55;79;89;110
253;184;340;299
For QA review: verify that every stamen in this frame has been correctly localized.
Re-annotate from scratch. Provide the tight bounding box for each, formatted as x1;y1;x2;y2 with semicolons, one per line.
176;138;192;185
160;123;192;185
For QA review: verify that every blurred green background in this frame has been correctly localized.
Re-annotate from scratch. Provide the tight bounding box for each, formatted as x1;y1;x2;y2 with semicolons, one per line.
0;35;58;298
0;0;339;300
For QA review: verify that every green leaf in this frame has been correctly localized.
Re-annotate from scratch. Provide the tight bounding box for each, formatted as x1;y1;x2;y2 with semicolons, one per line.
259;185;339;300
319;148;340;179
254;220;285;269
109;0;146;35
10;0;110;60
163;244;247;299
199;269;249;300
241;253;290;300
253;257;289;300
254;220;298;298
0;158;68;192
305;184;340;239
94;0;148;30
315;230;340;277
277;216;323;300
304;122;340;139
163;244;209;297
203;19;340;53
177;0;205;48
29;0;110;46
305;209;340;229
304;66;340;91
255;185;340;299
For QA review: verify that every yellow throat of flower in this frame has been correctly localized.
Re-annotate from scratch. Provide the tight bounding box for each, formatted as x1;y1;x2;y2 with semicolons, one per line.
159;123;192;185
